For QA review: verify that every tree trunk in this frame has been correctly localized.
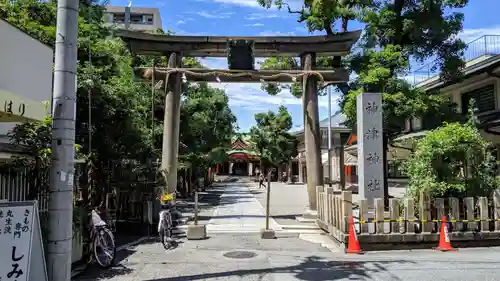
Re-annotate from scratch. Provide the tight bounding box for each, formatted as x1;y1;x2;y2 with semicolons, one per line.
259;150;264;176
287;158;293;183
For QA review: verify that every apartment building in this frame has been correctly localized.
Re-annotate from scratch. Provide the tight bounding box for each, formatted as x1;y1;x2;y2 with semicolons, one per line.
104;6;162;31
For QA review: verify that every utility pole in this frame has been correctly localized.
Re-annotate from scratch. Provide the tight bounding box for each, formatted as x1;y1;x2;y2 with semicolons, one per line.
47;0;79;280
327;86;332;187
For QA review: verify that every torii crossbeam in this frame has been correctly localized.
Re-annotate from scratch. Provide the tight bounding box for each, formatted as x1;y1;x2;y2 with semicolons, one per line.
118;29;361;212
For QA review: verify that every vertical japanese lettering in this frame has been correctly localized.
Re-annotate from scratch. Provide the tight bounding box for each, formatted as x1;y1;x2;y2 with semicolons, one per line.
366;152;380;165
365;101;379;115
7;246;24;279
367;179;381;192
4;209;12;234
22;211;29;233
364;126;380;140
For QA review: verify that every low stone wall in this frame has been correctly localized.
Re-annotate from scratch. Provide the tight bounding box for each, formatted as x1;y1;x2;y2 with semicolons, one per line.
316;187;500;251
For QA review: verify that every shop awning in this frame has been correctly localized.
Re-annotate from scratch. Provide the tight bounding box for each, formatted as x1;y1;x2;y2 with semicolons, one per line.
0;89;47;122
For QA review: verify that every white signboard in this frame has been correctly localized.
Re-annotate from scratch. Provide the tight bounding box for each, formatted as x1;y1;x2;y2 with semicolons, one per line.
0;201;48;281
357;93;384;202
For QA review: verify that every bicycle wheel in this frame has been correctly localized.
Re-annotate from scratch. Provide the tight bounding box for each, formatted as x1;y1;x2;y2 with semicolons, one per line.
93;227;116;268
160;213;173;250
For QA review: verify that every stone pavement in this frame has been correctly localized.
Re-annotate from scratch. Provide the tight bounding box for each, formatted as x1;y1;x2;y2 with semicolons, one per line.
74;232;500;281
251;181;310;226
73;180;500;281
251;180;407;226
203;183;282;233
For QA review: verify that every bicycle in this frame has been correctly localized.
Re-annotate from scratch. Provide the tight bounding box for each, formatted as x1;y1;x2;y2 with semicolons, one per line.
89;208;117;268
158;192;180;250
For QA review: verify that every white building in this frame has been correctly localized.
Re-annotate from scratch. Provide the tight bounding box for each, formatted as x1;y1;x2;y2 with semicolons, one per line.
104;6;162;31
0;19;52;157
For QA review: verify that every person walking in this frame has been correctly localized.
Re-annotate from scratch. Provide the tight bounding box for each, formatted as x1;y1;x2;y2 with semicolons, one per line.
258;172;266;189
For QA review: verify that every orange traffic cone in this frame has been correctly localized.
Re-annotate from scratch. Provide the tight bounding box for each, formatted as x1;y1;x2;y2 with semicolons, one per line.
436;215;456;252
346;216;363;254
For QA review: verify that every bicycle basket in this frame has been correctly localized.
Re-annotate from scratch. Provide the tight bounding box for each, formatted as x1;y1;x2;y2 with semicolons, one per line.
160;193;174;203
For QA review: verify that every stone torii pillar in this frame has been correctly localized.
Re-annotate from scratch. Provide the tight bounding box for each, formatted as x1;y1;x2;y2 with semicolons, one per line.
301;52;323;213
161;52;182;193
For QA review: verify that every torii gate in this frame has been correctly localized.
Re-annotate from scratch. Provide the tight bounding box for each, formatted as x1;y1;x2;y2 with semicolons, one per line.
118;30;361;212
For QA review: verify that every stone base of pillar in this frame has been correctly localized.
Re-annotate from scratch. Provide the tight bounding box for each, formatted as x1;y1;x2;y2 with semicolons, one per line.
186;224;207;240
260;228;276;239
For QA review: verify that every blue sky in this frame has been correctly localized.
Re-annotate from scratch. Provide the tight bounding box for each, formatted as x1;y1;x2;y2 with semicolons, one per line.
110;0;500;132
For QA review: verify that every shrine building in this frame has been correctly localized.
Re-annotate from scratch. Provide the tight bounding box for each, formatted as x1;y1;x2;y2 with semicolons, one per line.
216;135;261;176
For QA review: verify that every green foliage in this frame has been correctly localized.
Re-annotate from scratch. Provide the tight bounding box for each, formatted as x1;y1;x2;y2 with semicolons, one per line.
178;83;237;170
4;115;83;199
1;0;236;203
405;121;497;199
249;106;298;166
257;0;468;139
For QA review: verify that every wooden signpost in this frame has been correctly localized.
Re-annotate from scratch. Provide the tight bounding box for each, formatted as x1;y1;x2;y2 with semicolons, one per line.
0;201;48;281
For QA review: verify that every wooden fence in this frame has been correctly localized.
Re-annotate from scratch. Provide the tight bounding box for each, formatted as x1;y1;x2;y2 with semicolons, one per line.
316;186;500;251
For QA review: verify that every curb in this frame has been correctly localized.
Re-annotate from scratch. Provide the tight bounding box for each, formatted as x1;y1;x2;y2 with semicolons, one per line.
280;224;321;230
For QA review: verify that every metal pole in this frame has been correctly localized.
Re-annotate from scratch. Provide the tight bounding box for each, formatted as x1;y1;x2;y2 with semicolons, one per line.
125;6;131;30
88;47;92;154
151;61;155;155
194;191;199;225
265;170;271;229
47;0;79;279
327;86;332;187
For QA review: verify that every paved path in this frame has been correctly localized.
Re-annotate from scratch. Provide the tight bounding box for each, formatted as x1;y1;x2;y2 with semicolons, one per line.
205;182;282;233
74;181;500;281
74;233;500;281
251;181;310;226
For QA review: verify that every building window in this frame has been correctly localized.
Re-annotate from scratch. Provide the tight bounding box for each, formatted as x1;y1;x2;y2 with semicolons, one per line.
143;14;154;24
113;13;125;23
461;84;496;114
130;14;143;24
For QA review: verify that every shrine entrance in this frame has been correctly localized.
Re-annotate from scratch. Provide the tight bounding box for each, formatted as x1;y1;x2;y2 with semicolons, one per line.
118;30;361;212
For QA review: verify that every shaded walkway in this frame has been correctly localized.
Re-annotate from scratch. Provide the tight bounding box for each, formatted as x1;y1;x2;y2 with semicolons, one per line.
206;183;282;233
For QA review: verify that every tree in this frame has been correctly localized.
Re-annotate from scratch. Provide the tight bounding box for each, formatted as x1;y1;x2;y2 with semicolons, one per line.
1;0;156;205
2;0;238;203
177;82;237;187
249;106;298;177
405;121;498;200
258;0;469;200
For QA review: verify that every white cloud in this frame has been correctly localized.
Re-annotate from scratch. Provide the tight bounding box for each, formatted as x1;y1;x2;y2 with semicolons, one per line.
196;11;234;19
258;30;296;36
199;58;340;112
207;0;265;8
201;0;303;10
244;13;281;20
244;23;265;27
176;20;186;25
458;26;500;43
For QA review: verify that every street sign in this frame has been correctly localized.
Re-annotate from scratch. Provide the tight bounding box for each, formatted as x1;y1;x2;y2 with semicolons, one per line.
0;201;48;281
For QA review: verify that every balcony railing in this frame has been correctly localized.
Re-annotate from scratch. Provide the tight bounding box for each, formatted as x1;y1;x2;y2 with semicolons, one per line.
410;35;500;85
